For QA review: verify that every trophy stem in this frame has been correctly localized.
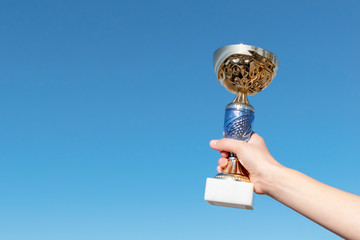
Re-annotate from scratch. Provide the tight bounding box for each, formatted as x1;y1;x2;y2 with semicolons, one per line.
233;91;250;105
215;156;250;182
216;91;254;183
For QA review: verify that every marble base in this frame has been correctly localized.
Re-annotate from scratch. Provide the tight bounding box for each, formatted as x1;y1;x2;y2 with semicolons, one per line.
204;177;254;210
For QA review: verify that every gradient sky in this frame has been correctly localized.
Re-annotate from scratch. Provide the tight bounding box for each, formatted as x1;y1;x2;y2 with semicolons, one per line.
0;1;359;239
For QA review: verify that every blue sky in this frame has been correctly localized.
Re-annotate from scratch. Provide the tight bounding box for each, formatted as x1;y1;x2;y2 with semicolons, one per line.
0;0;359;239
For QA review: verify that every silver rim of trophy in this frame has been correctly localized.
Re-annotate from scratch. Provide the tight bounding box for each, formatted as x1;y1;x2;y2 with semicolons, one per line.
213;43;279;76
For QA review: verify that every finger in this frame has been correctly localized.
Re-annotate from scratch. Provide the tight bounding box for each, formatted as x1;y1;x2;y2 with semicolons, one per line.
210;138;247;153
220;151;228;158
218;157;228;168
223;132;225;137
217;165;223;173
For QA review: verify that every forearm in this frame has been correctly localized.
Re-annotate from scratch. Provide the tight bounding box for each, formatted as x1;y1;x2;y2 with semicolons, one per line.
265;166;360;239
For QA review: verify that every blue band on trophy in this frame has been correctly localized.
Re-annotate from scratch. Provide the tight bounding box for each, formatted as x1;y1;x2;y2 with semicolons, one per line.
224;106;254;142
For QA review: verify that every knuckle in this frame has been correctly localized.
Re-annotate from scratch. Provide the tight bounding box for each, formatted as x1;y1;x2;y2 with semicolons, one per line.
250;133;264;144
257;135;264;142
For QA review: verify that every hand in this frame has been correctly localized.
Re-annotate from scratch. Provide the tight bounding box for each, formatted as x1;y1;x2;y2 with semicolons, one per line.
209;133;282;195
211;133;360;239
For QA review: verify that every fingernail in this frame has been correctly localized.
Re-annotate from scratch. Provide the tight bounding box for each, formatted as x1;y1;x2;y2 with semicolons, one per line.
210;140;217;147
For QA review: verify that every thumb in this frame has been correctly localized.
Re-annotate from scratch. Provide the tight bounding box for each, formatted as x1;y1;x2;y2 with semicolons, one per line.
209;138;247;153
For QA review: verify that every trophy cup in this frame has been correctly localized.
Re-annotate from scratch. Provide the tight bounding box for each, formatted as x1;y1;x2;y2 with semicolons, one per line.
204;44;279;209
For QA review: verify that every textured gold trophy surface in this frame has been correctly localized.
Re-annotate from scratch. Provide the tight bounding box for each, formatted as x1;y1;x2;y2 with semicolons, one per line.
204;44;279;209
215;46;278;96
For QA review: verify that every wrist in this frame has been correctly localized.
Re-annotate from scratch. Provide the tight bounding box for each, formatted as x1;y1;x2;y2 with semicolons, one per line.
257;162;288;196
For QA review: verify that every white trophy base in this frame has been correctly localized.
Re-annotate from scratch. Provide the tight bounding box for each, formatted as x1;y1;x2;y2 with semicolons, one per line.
204;177;254;210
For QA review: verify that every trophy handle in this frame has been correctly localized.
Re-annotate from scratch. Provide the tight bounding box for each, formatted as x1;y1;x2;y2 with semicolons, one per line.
220;100;255;182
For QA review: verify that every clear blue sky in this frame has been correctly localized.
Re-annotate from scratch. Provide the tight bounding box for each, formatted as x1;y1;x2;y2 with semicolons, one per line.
0;1;359;239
